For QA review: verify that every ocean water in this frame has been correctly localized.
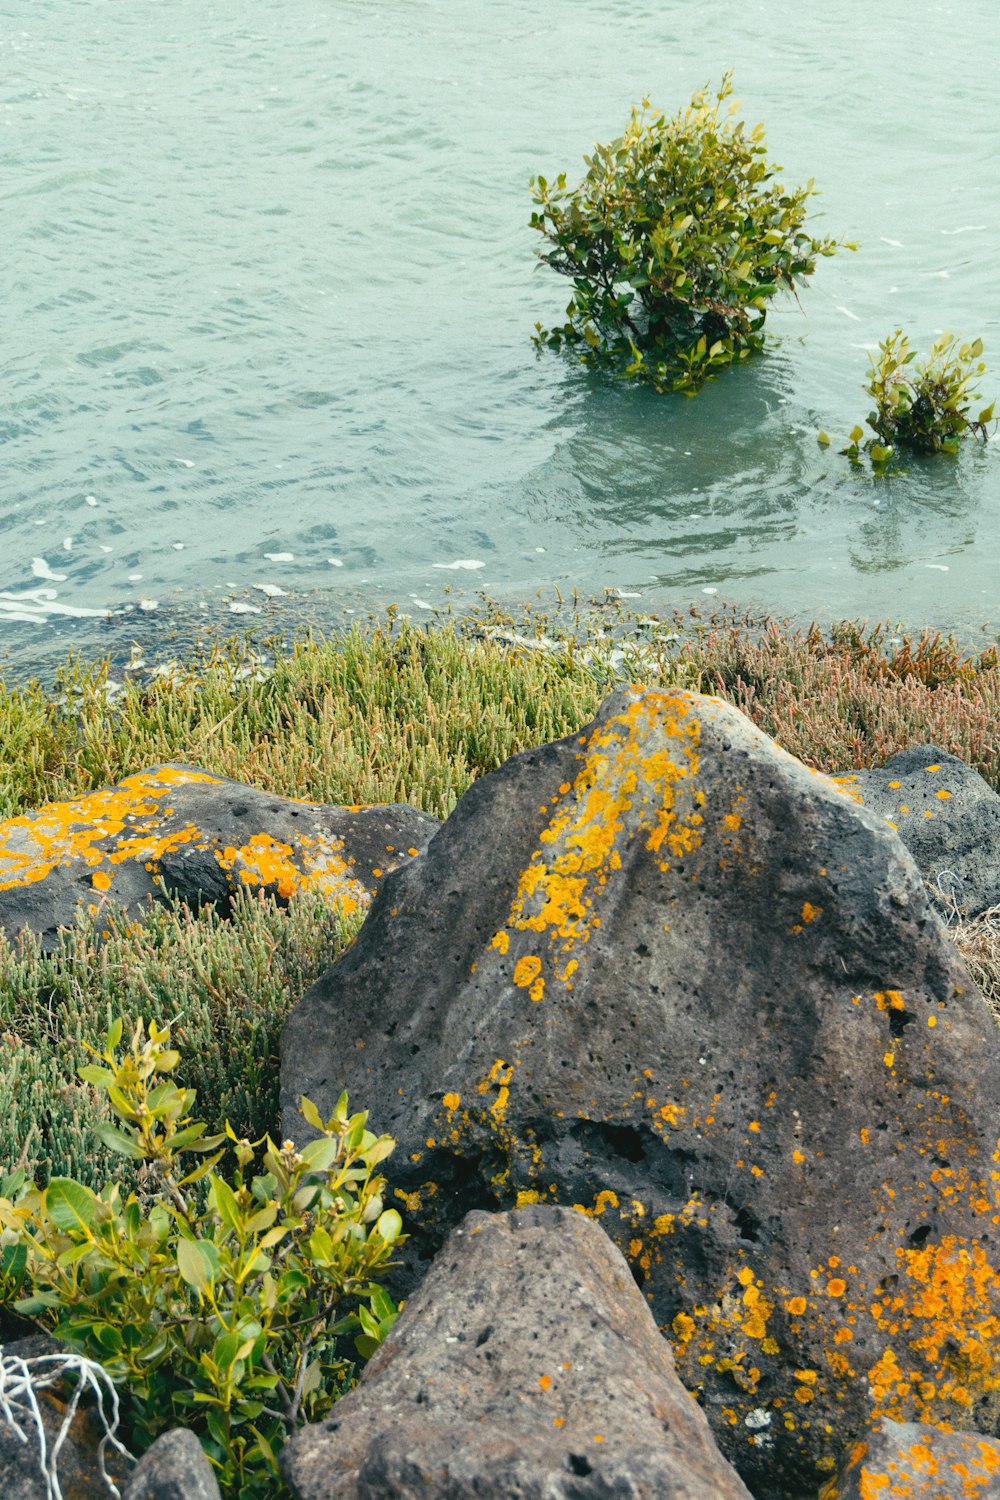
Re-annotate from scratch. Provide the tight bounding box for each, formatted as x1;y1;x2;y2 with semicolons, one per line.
3;0;999;673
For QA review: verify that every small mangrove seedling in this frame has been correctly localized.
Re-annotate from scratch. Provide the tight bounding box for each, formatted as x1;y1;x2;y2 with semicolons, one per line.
530;72;852;394
0;1017;403;1499
818;330;995;468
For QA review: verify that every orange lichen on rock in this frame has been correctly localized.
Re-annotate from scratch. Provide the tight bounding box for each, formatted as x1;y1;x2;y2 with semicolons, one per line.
0;765;397;929
213;830;366;909
835;1425;1000;1500
0;766;221;891
867;1234;1000;1423
494;693;703;991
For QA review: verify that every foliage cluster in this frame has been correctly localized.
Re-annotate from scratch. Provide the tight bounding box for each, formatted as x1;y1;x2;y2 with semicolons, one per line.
0;1019;401;1498
530;76;994;463
530;73;846;392
820;331;995;466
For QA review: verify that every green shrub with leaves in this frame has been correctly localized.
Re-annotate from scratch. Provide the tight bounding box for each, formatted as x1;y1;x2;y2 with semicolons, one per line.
822;329;995;466
0;1018;402;1498
530;72;848;393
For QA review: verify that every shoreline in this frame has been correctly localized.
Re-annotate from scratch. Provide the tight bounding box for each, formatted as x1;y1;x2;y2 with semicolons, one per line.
0;585;998;694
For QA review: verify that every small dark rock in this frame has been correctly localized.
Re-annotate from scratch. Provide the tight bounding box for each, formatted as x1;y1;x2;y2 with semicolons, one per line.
835;744;1000;917
280;1204;753;1500
122;1428;221;1500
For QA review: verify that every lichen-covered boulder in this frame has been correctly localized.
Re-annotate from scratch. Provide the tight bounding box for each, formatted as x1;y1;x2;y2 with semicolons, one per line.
281;687;1000;1500
0;764;438;947
280;1204;753;1500
833;744;1000;917
826;1418;1000;1499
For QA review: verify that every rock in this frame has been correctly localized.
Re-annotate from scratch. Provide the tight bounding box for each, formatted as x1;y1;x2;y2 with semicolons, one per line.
0;1335;131;1498
122;1428;221;1500
0;763;438;948
833;745;1000;918
828;1417;1000;1498
281;687;1000;1500
280;1203;753;1500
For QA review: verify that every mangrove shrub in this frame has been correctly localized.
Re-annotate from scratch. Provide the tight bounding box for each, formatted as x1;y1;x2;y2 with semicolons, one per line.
530;73;849;393
824;329;995;467
0;1018;402;1498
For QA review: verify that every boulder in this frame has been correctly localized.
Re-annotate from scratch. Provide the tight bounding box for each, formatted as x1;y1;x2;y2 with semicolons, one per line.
280;1204;753;1499
281;687;1000;1500
122;1428;221;1500
0;764;438;948
827;1417;1000;1499
833;745;1000;917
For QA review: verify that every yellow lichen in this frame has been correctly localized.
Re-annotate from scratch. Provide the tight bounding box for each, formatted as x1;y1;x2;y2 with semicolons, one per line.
499;693;702;990
512;954;542;989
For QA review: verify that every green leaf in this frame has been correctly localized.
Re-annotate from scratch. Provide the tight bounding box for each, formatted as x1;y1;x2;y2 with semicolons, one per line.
978;403;994;424
365;1137;396;1168
298;1097;324;1133
106;1085;138;1121
176;1237;216;1291
370;1287;397;1323
0;1241;27;1286
177;1149;225;1187
849;425;864;444
308;1226;335;1264
816;430;831;446
246;1203;278;1235
209;1175;243;1234
78;1064;115;1087
300;1137;343;1173
56;1241;96;1269
93;1121;145;1160
868;443;893;464
374;1209;403;1244
213;1330;241;1371
205;1406;230;1451
45;1179;97;1234
105;1017;123;1052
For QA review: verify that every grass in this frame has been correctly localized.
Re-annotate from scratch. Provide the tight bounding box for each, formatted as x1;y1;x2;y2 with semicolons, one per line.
0;891;362;1192
682;613;1000;788
0;606;997;1193
953;905;1000;1024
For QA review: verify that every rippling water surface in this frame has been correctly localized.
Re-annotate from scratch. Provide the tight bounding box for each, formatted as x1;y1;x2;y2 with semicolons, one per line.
3;0;999;669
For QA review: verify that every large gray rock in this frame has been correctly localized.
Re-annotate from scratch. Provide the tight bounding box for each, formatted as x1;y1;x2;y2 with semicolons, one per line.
281;1204;753;1500
830;1417;1000;1498
834;744;1000;917
281;688;1000;1499
0;763;438;947
122;1428;221;1500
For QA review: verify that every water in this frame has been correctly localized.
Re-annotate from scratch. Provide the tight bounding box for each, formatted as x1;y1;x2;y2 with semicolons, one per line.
3;0;999;675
